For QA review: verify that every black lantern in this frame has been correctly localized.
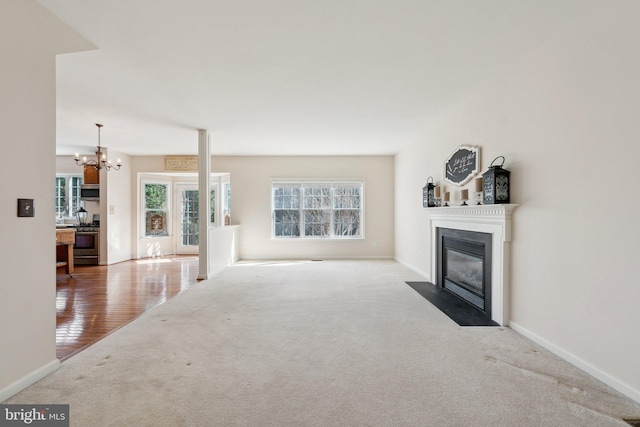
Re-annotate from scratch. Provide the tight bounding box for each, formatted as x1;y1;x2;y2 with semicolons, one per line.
422;176;436;208
482;156;511;204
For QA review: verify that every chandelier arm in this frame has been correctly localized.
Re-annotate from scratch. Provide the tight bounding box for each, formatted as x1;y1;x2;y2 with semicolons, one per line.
75;158;100;167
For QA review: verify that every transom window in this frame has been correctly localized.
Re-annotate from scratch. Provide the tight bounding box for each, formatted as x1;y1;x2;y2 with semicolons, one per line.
272;181;363;239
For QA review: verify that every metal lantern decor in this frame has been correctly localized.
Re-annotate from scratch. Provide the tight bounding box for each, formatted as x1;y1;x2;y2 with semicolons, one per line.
76;207;89;225
422;176;436;208
482;156;511;204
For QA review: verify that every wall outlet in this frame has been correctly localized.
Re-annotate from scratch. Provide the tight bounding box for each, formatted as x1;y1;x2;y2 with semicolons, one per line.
109;205;115;215
372;241;377;248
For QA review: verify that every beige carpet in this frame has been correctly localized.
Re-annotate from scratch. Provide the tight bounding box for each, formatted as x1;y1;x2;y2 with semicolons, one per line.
6;260;640;426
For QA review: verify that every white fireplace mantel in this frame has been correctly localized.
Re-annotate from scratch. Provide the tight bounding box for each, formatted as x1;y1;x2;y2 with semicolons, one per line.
426;204;518;326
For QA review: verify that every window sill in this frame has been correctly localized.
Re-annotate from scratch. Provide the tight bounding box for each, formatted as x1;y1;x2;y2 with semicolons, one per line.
270;237;365;241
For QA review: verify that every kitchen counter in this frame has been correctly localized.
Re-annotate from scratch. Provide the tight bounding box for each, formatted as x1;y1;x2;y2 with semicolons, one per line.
56;228;75;276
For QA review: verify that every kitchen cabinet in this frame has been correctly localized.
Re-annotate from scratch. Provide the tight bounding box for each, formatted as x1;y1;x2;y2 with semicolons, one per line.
84;165;99;184
56;228;75;276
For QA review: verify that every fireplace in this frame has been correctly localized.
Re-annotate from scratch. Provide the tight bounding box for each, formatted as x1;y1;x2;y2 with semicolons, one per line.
426;205;517;325
437;228;492;317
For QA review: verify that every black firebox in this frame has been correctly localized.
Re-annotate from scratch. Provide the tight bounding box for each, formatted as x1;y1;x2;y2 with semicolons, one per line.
436;228;492;318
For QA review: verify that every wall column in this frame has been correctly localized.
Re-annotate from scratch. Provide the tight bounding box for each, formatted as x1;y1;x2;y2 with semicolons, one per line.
197;129;211;280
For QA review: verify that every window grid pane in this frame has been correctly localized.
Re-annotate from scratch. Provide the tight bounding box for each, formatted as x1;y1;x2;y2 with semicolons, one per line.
224;183;231;214
181;190;199;245
273;181;362;239
275;210;300;237
55;175;84;217
70;176;83;215
333;186;361;209
55;177;66;217
334;209;361;237
210;190;216;224
145;183;168;209
303;186;331;209
274;186;300;209
144;182;169;237
304;210;330;237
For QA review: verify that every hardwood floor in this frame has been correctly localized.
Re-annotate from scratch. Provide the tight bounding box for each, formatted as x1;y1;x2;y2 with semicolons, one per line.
56;256;199;361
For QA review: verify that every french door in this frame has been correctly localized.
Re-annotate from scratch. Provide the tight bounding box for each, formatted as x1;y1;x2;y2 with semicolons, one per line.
175;184;216;254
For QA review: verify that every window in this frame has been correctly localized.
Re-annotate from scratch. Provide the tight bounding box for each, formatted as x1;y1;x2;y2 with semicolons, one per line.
210;189;216;224
332;183;362;237
273;184;301;237
272;181;363;238
223;182;231;218
55;175;83;218
144;182;170;236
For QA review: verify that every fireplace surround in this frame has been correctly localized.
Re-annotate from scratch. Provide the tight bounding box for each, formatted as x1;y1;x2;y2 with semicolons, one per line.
426;205;517;325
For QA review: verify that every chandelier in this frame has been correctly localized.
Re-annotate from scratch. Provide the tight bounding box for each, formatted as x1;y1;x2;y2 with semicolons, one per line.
74;123;122;171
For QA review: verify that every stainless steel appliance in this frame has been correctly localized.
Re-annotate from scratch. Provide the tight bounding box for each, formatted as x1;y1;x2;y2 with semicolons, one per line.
80;184;100;201
74;224;99;265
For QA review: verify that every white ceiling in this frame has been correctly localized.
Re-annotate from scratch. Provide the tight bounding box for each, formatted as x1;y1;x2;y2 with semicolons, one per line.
39;0;591;157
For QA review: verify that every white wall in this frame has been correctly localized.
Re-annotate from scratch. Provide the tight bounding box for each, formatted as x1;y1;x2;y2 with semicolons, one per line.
0;0;93;400
214;156;394;260
56;152;133;265
130;155;232;259
104;149;132;264
394;1;640;402
130;155;393;260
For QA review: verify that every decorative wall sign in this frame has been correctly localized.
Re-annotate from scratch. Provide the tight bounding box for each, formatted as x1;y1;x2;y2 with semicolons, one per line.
165;156;199;171
444;146;480;186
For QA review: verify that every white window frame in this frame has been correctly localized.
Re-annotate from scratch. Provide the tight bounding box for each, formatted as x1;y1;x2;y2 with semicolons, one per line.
271;180;364;239
141;179;172;238
56;174;83;218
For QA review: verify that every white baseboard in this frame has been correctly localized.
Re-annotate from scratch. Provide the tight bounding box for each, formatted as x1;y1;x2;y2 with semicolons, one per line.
105;256;132;265
236;256;395;261
509;321;640;404
394;257;430;281
0;359;60;402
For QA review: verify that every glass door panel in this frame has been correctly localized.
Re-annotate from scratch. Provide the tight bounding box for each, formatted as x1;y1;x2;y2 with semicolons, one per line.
182;189;199;246
176;186;198;253
176;185;216;254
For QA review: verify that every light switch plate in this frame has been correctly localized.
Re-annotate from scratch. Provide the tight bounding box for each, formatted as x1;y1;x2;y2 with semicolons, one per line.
17;199;34;217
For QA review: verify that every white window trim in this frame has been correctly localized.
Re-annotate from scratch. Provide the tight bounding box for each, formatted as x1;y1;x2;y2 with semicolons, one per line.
271;179;365;240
